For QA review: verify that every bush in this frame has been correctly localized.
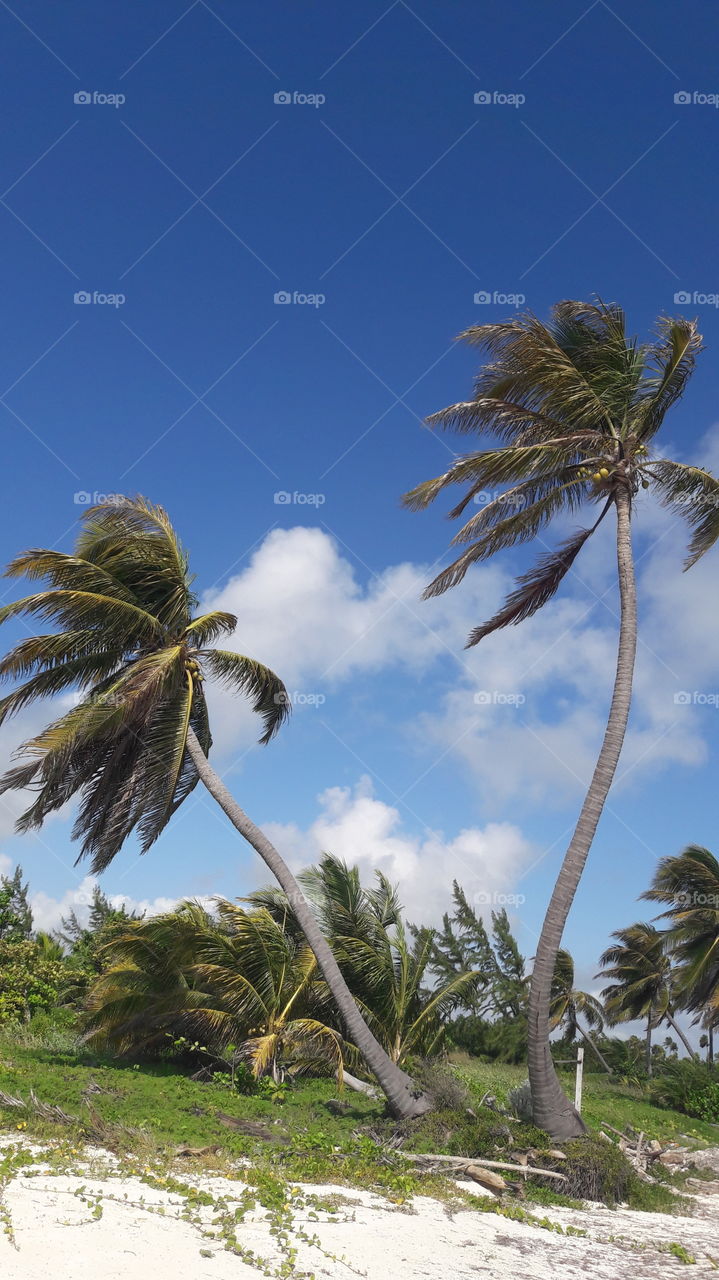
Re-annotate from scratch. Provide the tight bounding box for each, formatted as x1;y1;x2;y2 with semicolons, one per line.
650;1059;719;1118
404;1106;549;1159
551;1137;635;1205
0;941;67;1026
412;1061;469;1112
507;1078;533;1122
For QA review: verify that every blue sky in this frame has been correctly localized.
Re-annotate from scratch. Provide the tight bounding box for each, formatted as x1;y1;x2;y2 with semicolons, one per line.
0;1;718;1023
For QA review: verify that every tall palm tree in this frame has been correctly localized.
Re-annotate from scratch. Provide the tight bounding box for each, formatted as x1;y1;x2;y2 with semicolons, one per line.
549;948;612;1074
403;300;719;1136
597;921;696;1073
0;497;428;1118
642;845;719;1035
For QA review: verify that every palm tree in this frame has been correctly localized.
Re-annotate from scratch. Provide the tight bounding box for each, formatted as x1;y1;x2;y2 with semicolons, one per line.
597;922;697;1073
0;497;428;1118
252;854;480;1065
85;900;344;1081
642;846;719;1038
549;949;612;1074
403;300;719;1136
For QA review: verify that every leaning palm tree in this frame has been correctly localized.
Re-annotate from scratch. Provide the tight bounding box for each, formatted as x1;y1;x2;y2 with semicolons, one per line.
549;948;612;1074
0;497;428;1118
597;921;696;1073
642;846;719;1036
403;300;719;1136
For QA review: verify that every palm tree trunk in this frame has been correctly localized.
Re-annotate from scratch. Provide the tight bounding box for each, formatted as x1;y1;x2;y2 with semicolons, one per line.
527;485;637;1139
577;1024;613;1076
664;1011;698;1061
710;1025;714;1065
185;726;430;1119
646;1006;653;1077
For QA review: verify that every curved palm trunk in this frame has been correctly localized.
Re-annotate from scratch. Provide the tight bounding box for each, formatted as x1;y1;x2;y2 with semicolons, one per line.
663;1011;698;1061
185;727;430;1119
577;1024;613;1076
528;486;637;1139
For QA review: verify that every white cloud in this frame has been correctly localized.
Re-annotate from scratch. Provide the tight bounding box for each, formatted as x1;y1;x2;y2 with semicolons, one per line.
29;874;208;936
194;514;719;807
263;775;534;922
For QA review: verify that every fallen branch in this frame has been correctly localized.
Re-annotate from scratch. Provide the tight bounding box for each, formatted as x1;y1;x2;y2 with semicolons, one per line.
402;1152;567;1182
340;1070;380;1100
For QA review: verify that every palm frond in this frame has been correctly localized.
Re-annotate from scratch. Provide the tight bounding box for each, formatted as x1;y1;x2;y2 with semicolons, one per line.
464;516;607;646
649;460;719;567
200;649;290;744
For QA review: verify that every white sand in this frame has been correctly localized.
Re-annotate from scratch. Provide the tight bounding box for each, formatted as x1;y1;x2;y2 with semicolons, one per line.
1;1138;718;1279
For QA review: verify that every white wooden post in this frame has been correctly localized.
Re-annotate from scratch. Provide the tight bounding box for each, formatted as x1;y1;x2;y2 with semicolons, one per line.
574;1045;584;1113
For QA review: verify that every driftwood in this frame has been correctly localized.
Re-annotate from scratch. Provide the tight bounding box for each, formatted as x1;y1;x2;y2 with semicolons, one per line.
402;1151;567;1183
0;1086;139;1146
599;1121;662;1182
0;1089;25;1110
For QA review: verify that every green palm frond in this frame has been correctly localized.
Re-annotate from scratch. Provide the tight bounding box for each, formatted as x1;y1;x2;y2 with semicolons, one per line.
200;650;290;745
636;317;702;441
648;460;719;567
404;299;717;644
184;611;237;646
464;512;610;646
0;497;289;872
642;846;719;1016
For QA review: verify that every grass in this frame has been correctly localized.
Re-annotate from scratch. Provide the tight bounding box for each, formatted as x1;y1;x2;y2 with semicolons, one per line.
0;1030;716;1212
449;1055;719;1146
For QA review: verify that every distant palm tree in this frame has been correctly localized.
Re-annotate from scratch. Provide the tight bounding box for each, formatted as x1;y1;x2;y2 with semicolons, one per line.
0;497;427;1118
642;845;719;1040
597;922;696;1073
85;900;344;1082
549;949;612;1074
34;930;65;962
404;300;719;1135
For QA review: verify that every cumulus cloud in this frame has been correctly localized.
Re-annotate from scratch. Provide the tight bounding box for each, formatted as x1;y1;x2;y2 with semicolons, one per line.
29;874;208;936
198;515;718;809
262;775;534;922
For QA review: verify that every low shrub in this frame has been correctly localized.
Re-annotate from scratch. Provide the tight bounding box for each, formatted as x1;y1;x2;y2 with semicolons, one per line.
403;1105;549;1159
412;1061;470;1112
550;1136;635;1205
650;1059;719;1119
